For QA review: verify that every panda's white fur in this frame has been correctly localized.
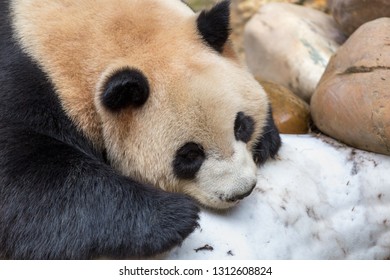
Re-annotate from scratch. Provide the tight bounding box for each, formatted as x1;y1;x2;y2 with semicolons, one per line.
0;0;281;259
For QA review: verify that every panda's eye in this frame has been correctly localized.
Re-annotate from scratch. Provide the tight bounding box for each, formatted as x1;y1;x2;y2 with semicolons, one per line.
234;112;255;143
173;142;205;180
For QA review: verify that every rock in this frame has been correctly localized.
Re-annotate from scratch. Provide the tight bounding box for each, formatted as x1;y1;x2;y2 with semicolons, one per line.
259;80;311;134
165;134;390;259
311;18;390;155
328;0;390;36
244;3;345;102
231;0;329;60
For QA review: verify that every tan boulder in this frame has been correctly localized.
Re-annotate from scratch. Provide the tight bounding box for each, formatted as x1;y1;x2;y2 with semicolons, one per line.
311;18;390;155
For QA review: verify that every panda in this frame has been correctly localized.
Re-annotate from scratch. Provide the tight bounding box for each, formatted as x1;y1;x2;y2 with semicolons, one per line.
0;0;281;259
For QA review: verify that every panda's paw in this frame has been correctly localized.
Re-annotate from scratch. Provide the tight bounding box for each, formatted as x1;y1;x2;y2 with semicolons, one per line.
143;192;200;256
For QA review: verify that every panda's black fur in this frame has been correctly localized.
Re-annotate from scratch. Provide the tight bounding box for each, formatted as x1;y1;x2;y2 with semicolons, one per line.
0;0;281;259
0;0;199;260
197;0;231;53
253;108;281;166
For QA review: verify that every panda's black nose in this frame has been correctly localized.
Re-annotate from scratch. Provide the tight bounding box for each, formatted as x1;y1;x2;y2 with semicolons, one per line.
228;183;257;202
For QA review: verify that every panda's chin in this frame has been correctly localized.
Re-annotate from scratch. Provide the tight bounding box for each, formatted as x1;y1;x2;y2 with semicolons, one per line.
208;200;241;210
191;193;242;210
200;200;241;212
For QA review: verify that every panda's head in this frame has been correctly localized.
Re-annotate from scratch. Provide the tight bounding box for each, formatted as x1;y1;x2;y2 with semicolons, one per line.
12;0;281;209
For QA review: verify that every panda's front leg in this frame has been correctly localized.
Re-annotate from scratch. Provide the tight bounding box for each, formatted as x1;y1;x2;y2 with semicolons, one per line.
0;129;199;259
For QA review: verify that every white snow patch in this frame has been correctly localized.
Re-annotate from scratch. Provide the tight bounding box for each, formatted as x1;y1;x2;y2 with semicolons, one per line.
165;134;390;259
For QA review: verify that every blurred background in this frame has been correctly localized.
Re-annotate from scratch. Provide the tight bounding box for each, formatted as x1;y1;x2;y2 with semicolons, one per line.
183;0;390;156
184;0;327;58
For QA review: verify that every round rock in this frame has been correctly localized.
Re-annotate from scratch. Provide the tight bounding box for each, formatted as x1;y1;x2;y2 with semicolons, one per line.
311;18;390;155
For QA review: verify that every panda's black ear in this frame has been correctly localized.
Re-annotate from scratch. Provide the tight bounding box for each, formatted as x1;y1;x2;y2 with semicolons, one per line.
101;68;150;112
197;0;231;53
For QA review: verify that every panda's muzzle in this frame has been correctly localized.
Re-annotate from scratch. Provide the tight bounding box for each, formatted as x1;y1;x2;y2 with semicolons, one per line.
227;182;257;202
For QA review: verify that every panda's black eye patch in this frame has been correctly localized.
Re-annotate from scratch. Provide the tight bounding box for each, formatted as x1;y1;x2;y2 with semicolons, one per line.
101;68;149;112
234;112;255;143
173;142;205;180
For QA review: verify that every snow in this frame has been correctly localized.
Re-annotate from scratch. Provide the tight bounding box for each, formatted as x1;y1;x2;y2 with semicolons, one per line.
164;134;390;259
